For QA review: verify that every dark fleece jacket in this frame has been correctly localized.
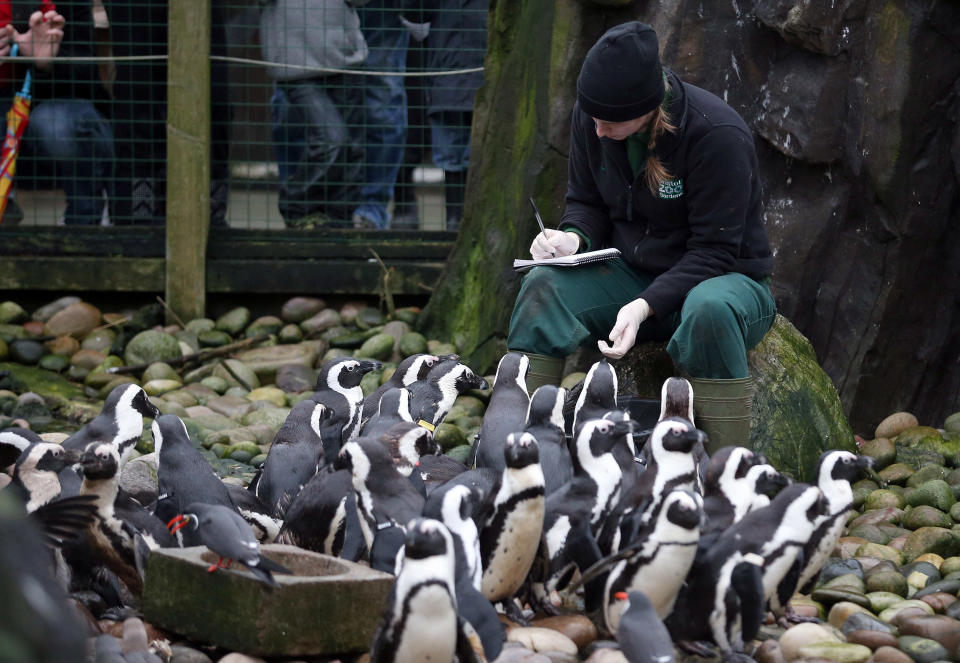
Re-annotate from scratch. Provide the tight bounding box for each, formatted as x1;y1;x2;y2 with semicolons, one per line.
559;69;773;318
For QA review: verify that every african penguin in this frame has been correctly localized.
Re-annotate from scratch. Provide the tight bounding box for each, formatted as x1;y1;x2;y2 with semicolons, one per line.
360;353;441;421
335;437;425;568
369;518;480;663
360;387;415;440
167;502;291;586
523;385;572;495
617;591;677;663
407;358;488;430
602;490;703;631
471;352;531;472
311;357;381;462
479;431;545;610
252;400;332;517
796;451;874;596
422;484;505;661
2;430;81;512
658;376;706;491
698;446;766;549
667;483;828;658
572;360;619;437
744;463;790;513
62;384;159;465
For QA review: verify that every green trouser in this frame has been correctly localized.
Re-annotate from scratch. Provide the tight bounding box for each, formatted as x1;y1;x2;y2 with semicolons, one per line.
506;258;776;379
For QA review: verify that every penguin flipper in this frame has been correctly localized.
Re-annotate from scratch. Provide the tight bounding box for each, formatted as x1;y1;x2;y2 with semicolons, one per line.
456;582;504;661
775;553;804;615
730;560;765;643
30;494;98;546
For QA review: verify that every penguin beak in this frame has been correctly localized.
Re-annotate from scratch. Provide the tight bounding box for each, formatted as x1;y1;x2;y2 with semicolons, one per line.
166;514;191;535
357;360;382;374
61;448;82;465
611;420;635;437
473;375;490;390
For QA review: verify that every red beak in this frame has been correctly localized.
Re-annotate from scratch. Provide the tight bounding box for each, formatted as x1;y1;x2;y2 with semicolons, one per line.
167;514;190;534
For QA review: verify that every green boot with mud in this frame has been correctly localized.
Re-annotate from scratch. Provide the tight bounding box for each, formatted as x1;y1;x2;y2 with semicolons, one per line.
690;376;754;454
524;353;565;392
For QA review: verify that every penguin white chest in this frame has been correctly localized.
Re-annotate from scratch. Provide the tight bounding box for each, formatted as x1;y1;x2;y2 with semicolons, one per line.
393;585;458;663
481;496;545;601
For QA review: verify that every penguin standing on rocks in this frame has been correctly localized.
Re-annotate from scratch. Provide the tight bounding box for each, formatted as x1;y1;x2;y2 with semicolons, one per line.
478;432;545;618
311;357;382;463
252;400;332;517
359;388;415;440
523;385;572;495
62;384;159;465
794;451;874;598
617;591;677;663
407;358;488;430
336;437;425;571
167;502;291;586
361;353;441;421
601;490;703;632
667;483;828;660
471;353;530;472
370;518;481;663
422;484;504;661
1;429;80;512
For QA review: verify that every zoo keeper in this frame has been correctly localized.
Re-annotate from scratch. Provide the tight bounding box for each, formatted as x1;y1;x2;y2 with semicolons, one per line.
507;21;776;451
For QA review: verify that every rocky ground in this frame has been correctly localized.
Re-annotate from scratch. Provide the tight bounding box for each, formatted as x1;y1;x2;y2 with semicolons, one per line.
1;295;960;663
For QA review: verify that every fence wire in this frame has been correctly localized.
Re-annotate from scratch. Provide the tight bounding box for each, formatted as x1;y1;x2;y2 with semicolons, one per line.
0;0;487;231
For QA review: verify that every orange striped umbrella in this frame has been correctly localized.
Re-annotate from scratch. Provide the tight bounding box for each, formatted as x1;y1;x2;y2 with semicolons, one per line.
0;44;31;223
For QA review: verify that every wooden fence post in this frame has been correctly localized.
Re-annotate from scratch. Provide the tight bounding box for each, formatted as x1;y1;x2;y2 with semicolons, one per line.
165;0;211;323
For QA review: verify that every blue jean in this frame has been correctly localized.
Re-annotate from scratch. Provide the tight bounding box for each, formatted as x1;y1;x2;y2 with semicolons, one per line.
22;99;114;225
353;2;410;229
429;110;472;172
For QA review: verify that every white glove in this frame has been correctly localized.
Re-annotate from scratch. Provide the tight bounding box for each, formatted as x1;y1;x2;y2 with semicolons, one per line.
530;229;580;260
598;298;652;360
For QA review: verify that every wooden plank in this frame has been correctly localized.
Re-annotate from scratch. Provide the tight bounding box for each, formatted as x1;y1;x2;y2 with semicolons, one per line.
166;0;211;321
206;259;444;295
0;227;164;257
0;257;164;291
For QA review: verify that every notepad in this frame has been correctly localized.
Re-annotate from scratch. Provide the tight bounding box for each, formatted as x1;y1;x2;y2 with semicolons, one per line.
513;247;622;272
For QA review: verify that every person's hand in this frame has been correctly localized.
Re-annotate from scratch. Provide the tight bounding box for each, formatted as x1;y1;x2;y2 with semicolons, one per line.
0;24;15;58
530;229;580;260
598;298;651;360
16;11;65;71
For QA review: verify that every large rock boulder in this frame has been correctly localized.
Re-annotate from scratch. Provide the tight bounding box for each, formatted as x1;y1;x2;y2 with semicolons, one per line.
619;315;855;482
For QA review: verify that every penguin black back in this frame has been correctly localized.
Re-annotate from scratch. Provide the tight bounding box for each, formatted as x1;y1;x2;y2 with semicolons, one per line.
361;353;440;421
471;352;530;472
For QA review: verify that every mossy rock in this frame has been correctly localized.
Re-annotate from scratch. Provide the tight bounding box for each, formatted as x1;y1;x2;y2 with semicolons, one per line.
618;315;853;482
938;556;960;575
906;465;949;488
445;444;472;464
865;570;908;596
427;340;458;357
124;330;182;366
214;307;250;335
329;328;382;349
905;480;956;512
901;527;960;562
896;445;945;469
859;437;897;470
397;332;428;357
391;307;420;326
903;506;953;530
359;370;381;397
896;426;945;448
358;334;395;361
434;423;467;451
354;308;385;331
0;362;84;400
864;490;905;511
878;463;915;485
944;412;960;435
855;542;903;565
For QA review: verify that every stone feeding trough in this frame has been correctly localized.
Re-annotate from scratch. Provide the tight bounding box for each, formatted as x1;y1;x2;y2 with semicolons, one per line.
142;544;394;657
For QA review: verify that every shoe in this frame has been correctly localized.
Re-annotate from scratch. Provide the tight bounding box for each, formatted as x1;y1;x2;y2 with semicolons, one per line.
689;376;754;454
352;213;380;229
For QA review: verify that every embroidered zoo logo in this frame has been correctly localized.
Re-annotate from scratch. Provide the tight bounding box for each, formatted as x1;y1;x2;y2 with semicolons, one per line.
658;178;684;199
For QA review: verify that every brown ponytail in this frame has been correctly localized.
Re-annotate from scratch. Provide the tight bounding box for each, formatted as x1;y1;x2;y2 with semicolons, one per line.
643;105;677;195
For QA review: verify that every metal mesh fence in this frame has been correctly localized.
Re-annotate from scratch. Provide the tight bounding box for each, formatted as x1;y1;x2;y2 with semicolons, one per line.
0;0;487;231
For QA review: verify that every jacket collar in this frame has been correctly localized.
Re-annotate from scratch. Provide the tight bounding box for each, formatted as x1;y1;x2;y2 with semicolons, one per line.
655;69;687;159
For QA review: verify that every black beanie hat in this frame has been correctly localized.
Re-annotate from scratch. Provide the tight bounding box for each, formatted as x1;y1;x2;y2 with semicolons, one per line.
577;21;665;123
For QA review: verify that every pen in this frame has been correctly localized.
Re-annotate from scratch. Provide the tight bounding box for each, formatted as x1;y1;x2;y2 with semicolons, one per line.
529;196;546;234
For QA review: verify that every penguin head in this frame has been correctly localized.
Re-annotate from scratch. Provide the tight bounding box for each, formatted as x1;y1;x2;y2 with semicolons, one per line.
390;423;436;465
152;414;190;459
403;518;453;561
398;353;442;385
504;431;541;468
20;442;80;475
661;489;703;531
577;417;634;458
819;450;875;485
336;439;393;482
526;385;566;430
583;360;618;408
650;417;704;455
453;364;489;392
495;352;530;391
79;443;119;480
318;358;382;391
748;464;790;498
107;384;160;422
778;483;830;531
0;427;43;468
660;376;694;422
705;446;759;493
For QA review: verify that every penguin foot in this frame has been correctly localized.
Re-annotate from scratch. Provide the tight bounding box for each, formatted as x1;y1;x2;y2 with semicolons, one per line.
677;640;719;658
721;652;756;663
777;606;819;627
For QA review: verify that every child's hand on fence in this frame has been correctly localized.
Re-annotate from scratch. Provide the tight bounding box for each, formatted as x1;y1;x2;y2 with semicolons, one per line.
16;10;65;71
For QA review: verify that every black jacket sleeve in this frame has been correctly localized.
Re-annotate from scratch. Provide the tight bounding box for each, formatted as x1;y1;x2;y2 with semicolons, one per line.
558;106;610;250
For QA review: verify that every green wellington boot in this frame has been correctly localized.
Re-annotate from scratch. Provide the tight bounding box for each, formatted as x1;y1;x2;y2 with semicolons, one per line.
524;353;566;392
689;376;755;454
